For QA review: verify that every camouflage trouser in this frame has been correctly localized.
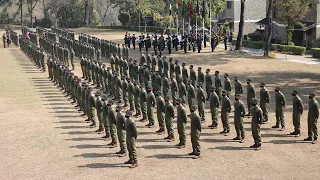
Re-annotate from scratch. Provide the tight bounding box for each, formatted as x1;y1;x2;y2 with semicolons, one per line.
165;117;174;137
191;131;200;154
177;123;186;145
127;137;137;160
221;111;230;132
211;107;218;126
251;123;261;145
234;116;245;139
109;123;118;144
308;116;318;140
117;129;126;151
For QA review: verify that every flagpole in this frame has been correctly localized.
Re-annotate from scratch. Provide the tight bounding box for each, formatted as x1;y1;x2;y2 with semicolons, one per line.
203;18;204;47
183;18;185;36
170;16;172;35
177;14;179;35
196;15;198;39
209;0;212;43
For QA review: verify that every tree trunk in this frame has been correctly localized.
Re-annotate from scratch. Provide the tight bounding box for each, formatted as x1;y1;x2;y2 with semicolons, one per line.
86;0;90;27
264;0;273;56
235;0;245;51
30;12;33;28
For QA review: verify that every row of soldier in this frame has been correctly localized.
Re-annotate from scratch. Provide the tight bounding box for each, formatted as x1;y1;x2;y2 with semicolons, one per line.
77;51;320;148
17;27;320;163
124;32;212;55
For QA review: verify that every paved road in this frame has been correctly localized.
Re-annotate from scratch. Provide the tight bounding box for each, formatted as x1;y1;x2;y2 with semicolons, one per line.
217;44;320;65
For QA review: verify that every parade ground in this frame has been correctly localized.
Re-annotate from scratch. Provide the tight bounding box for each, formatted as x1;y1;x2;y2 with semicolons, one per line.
1;28;320;180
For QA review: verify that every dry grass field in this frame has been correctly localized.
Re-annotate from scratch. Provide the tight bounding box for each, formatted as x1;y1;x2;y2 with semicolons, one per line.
1;28;320;180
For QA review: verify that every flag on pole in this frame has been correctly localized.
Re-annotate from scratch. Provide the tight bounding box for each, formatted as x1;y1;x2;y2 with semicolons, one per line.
189;0;193;18
176;0;179;9
196;0;200;16
169;0;172;15
182;0;186;17
202;0;206;18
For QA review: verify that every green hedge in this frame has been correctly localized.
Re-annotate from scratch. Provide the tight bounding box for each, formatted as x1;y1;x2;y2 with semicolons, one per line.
271;44;306;55
96;25;176;34
248;32;264;41
311;48;320;58
232;40;264;49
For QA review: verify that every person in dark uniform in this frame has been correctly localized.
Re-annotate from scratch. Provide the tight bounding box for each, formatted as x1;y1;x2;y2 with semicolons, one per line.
131;34;136;50
167;37;172;55
204;33;207;48
211;35;216;52
183;35;187;53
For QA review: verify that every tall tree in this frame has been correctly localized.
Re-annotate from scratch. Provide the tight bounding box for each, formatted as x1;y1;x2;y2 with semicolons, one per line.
235;0;245;50
263;0;273;56
46;0;68;27
274;0;314;44
26;0;40;27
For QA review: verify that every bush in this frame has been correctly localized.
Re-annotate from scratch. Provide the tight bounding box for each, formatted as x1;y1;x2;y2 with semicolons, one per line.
231;40;264;49
118;13;130;25
311;48;320;58
271;44;306;55
248;32;264;41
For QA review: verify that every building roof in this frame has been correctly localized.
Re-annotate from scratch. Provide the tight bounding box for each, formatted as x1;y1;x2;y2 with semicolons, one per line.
256;18;268;25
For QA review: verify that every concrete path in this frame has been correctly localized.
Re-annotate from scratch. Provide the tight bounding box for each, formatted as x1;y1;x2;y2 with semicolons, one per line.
217;44;320;65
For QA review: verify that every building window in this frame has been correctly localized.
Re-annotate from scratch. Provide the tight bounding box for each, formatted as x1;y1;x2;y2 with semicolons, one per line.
227;1;232;9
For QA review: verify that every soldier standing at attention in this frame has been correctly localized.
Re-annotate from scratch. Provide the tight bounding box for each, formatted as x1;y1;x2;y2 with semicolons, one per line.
139;83;148;122
170;75;178;105
214;71;222;101
2;33;6;48
169;58;175;77
190;65;197;86
122;77;129;107
259;82;270;124
205;69;212;101
162;74;170;97
176;98;187;148
95;92;104;134
221;90;231;135
107;100;118;148
127;78;135;111
124;111;138;168
175;60;181;82
182;63;188;84
290;90;303;137
197;83;206;122
209;87;220;129
304;93;319;144
197;67;204;86
163;56;169;78
178;78;187;104
187;80;196;114
246;79;256;117
189;105;202;159
88;87;97;128
151;54;157;71
133;81;141;117
116;105;127;157
101;95;111;140
146;86;156;127
234;94;246;143
158;56;163;74
234;76;243;96
164;96;175;142
224;73;231;98
156;91;166;134
250;98;263;150
272;86;286;131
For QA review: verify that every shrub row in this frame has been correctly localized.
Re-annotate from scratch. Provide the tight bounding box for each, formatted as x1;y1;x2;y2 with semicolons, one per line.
271;44;306;55
232;40;264;49
311;48;320;58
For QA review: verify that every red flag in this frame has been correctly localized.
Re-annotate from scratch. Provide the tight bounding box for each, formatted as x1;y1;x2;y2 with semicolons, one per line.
176;0;179;9
189;1;193;18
